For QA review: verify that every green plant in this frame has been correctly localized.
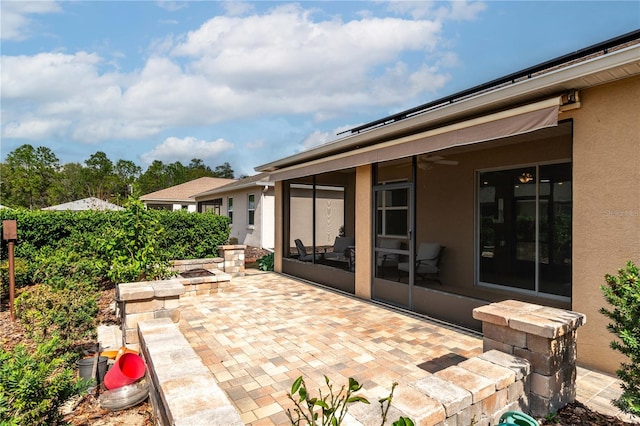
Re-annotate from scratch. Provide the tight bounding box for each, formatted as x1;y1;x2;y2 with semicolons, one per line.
15;284;98;349
33;246;103;291
98;197;173;283
0;337;90;426
286;376;413;426
544;411;559;423
600;261;640;416
257;252;274;271
287;375;370;425
0;258;32;301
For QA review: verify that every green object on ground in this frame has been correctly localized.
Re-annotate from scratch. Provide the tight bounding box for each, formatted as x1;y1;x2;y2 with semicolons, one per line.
499;411;539;426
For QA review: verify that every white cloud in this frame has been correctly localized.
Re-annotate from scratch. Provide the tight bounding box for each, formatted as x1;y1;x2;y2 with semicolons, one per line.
156;1;188;12
1;2;477;145
140;136;234;165
221;1;254;17
300;130;333;151
386;1;486;21
1;0;61;41
299;124;357;151
2;118;70;140
448;1;487;21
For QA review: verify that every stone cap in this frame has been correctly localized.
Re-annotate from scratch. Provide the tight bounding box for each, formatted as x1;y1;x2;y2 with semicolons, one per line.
473;300;586;339
218;244;246;250
171;258;224;265
118;279;185;301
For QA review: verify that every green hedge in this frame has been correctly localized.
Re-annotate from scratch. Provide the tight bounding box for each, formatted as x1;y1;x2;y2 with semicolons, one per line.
0;208;229;262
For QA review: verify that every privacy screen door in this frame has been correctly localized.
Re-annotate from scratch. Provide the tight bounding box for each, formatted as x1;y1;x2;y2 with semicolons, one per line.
372;182;413;308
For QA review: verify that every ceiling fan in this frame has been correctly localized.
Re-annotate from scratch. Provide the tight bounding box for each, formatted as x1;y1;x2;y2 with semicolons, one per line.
417;154;459;170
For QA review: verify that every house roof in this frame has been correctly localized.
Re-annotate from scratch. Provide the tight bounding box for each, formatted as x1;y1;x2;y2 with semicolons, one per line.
193;173;272;199
42;197;125;211
256;29;640;173
140;177;236;203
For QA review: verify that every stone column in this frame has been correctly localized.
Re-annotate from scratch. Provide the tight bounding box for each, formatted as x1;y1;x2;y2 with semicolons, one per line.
117;280;185;348
218;244;246;277
473;300;586;417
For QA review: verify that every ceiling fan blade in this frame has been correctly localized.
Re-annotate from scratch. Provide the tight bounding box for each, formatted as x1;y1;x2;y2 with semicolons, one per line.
435;160;459;166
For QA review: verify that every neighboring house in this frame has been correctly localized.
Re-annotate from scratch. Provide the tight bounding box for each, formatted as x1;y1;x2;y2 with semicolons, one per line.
42;197;124;211
255;31;640;374
193;173;274;249
140;177;235;212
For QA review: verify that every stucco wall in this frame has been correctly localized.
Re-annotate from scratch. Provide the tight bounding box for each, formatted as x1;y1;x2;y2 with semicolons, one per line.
198;186;274;249
567;75;640;373
355;165;373;299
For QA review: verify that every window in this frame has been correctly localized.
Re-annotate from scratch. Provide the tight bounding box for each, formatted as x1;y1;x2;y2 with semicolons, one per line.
200;198;222;215
376;188;409;237
228;197;233;223
247;194;255;226
478;162;572;298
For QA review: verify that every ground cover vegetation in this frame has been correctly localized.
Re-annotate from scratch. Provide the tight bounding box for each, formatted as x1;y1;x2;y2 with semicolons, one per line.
0;198;230;425
0;143;238;209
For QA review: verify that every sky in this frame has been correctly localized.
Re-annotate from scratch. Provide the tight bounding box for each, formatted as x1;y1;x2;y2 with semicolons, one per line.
1;1;638;178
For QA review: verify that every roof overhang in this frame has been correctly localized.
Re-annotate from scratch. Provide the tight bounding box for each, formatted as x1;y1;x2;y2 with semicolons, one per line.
256;43;640;174
193;178;273;200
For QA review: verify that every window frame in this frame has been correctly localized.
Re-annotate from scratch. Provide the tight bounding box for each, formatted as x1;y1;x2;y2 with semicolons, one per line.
227;197;233;224
475;160;572;301
247;193;255;226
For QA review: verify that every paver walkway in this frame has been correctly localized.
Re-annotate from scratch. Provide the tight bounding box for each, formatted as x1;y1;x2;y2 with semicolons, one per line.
179;273;482;424
177;272;637;425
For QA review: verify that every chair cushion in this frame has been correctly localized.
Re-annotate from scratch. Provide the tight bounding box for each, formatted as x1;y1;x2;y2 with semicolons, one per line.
325;237;354;259
417;243;441;261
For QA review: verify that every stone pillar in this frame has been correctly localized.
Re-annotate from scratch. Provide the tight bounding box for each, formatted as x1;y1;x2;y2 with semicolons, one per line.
117;280;185;348
218;244;246;277
473;300;586;417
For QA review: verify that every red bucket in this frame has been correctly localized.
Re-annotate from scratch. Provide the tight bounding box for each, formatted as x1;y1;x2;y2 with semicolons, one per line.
103;353;146;390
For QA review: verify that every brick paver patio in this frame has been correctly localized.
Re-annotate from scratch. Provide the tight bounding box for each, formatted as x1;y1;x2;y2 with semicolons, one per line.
178;272;483;424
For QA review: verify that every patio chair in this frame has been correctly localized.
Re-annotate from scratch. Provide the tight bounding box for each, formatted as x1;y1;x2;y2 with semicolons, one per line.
324;236;355;260
376;238;401;278
397;242;444;284
294;239;320;262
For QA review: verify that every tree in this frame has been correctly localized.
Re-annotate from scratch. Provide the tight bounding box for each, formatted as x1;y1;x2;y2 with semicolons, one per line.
166;161;189;186
113;159;142;201
213;162;235;179
2;144;59;209
83;151;114;201
137;160;168;195
48;162;86;205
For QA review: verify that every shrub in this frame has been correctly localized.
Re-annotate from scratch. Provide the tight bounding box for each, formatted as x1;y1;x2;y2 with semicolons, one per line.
0;203;231;282
33;246;104;291
257;252;274;271
0;337;89;426
600;261;640;416
0;258;32;301
15;284;98;349
156;209;230;259
97;198;173;283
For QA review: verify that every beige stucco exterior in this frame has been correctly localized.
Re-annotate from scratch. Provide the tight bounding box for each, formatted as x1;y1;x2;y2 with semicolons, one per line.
568;75;640;372
264;45;640;374
354;165;373;299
